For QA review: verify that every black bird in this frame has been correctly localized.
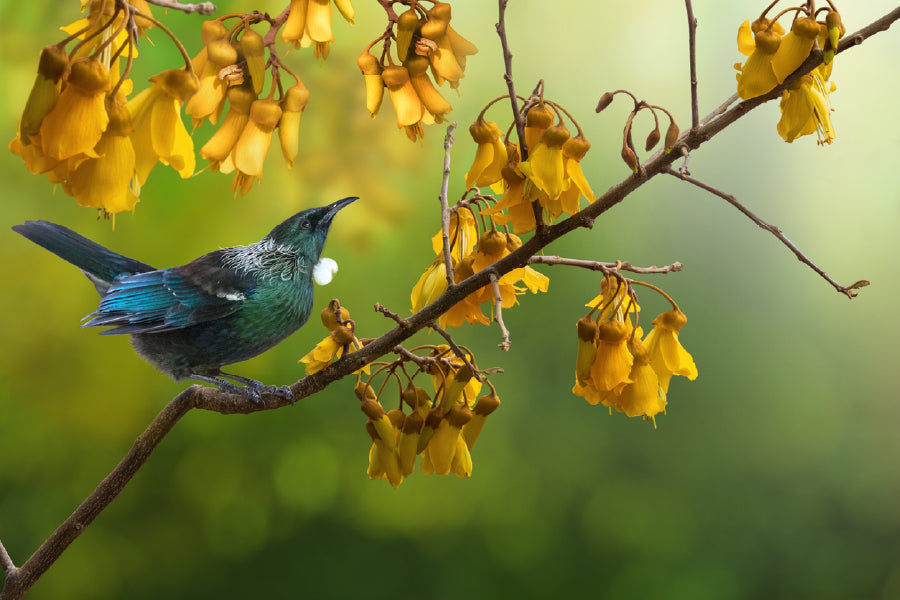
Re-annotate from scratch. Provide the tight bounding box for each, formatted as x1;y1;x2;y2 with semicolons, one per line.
13;197;357;399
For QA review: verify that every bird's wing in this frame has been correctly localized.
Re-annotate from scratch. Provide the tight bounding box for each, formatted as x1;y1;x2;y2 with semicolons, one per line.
83;250;257;334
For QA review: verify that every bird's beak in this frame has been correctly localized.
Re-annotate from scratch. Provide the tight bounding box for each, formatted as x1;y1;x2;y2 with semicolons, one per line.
326;196;358;216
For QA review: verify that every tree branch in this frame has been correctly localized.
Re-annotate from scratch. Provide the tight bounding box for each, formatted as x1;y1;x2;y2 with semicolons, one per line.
144;0;217;15
684;0;699;131
489;273;511;351
665;168;869;298
439;123;458;286
529;256;683;275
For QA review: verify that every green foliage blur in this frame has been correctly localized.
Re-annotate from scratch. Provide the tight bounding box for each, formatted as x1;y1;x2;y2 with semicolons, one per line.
1;1;899;598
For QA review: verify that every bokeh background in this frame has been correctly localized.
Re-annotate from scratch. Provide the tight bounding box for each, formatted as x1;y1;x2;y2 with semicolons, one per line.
1;1;899;598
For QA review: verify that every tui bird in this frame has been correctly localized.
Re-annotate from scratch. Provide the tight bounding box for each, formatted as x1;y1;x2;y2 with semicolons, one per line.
12;197;357;400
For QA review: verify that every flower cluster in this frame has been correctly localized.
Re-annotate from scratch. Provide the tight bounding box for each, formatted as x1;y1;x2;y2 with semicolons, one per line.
358;0;476;141
8;0;202;217
189;15;312;194
360;345;499;488
282;0;356;60
410;206;549;327
734;2;844;144
299;299;367;375
465;96;595;234
572;275;698;424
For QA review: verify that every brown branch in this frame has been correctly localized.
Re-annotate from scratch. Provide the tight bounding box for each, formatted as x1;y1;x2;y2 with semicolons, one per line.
439;123;457;286
665;168;869;298
489;273;511;351
143;0;216;15
684;0;699;131
529;256;684;275
3;7;897;600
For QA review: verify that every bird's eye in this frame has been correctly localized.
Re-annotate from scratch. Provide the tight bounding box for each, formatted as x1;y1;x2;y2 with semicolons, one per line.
301;220;311;229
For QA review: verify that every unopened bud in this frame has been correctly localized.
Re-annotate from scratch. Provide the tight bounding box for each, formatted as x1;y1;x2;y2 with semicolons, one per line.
645;126;660;152
664;121;680;153
354;381;377;401
595;92;614;113
621;145;639;173
360;399;385;420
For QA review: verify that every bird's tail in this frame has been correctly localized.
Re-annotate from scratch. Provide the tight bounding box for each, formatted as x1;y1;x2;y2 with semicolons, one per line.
12;221;155;291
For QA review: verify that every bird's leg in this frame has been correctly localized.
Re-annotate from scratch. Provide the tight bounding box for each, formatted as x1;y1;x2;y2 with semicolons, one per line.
216;370;296;405
187;373;267;405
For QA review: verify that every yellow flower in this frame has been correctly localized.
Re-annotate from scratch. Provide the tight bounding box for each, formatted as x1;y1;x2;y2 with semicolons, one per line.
431;208;477;262
776;68;835;145
429;345;482;408
421;406;472;476
18;45;68;143
67;98;139;214
518;123;570;202
365;412;404;488
465;118;507;189
278;81;311;168
406;54;452;124
185;21;235;128
128;68;199;189
735;19;784;100
574;317;598;387
200;85;255;172
523;103;554;155
440;256;489;327
419;2;476;89
482;166;536;234
642;309;698;393
461;392;500;450
282;0;354;59
557;134;594;215
357;50;384;118
615;338;667;419
771;15;819;84
231;98;283;194
381;65;425;141
39;57;110;161
589;319;634;393
411;258;448;313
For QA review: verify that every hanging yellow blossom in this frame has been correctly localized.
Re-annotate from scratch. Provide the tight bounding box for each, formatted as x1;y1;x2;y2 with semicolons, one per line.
40;57;110;161
776;67;835;145
735;19;784;100
642;309;698;393
128;68;199;189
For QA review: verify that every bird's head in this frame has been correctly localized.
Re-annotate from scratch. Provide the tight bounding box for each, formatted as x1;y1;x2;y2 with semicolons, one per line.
268;197;357;259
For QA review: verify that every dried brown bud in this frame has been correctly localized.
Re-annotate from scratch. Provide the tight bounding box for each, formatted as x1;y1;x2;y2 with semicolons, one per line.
621;145;639;173
645;126;661;152
473;392;501;417
595;92;614;113
664;121;680;153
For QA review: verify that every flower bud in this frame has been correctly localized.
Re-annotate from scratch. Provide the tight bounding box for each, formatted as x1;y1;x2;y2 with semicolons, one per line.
664;121;680;153
595;91;614;113
395;8;422;62
240;29;266;95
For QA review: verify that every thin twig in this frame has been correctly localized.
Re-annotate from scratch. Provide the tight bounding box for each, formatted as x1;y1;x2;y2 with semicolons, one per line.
496;0;546;235
489;273;511;351
700;93;738;126
144;0;216;15
428;322;483;381
375;303;409;328
666;168;869;298
440;123;457;286
529;256;684;275
684;0;699;131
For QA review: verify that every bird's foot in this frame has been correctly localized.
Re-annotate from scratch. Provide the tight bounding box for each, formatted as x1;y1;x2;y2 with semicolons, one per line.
189;372;295;406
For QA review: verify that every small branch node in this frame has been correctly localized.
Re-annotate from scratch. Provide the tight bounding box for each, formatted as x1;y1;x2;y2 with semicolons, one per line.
144;0;217;15
489;272;511;351
374;303;410;329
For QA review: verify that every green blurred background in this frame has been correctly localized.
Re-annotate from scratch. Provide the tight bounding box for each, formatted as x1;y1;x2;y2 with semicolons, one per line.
1;1;898;598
